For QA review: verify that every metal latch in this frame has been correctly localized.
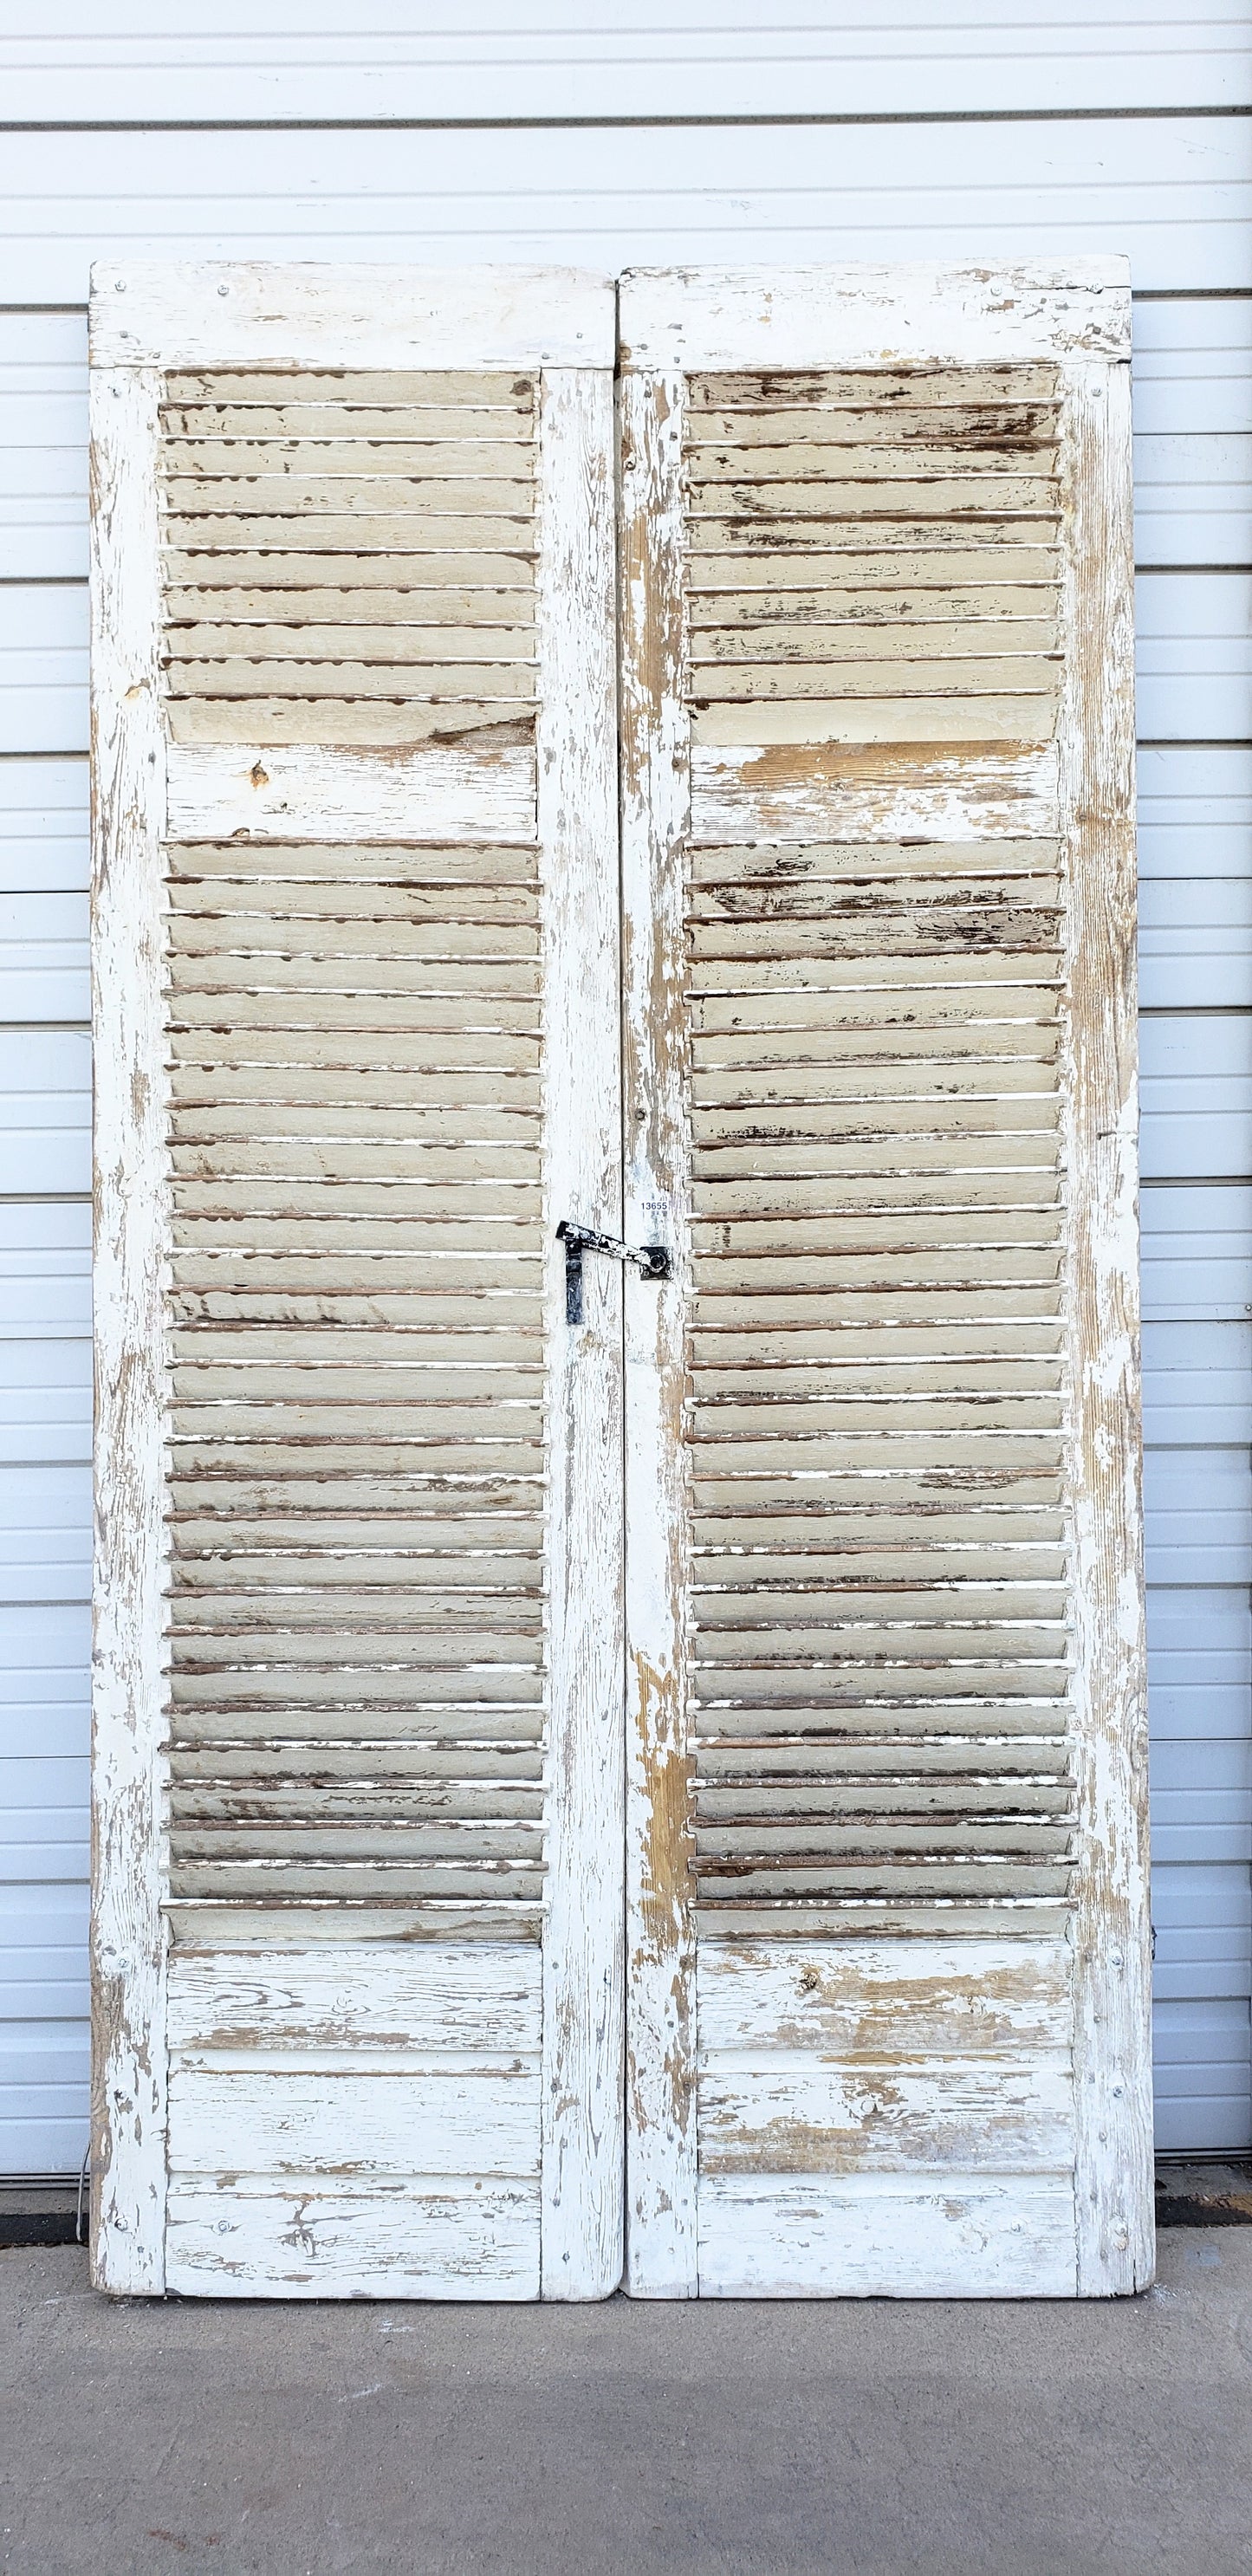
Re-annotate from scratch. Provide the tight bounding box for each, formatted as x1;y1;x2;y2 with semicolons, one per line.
556;1221;671;1323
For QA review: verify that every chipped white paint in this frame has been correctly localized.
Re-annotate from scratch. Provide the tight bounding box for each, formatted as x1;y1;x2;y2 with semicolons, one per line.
165;741;537;845
165;2185;542;2300
165;1943;542;2058
93;259;1150;2303
697;2173;1078;2298
164;1945;545;2294
535;365;625;2300
1058;356;1155;2295
690;744;1061;846
697;1937;1074;2055
89;360;171;2295
90;261;616;372
697;1939;1076;2182
620;363;699;2296
619;262;1132;374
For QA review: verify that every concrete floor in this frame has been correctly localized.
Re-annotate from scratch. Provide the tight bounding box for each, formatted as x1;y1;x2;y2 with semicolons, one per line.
2;2233;1250;2575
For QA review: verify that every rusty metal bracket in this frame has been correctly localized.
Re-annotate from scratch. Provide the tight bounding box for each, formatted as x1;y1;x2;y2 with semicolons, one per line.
556;1220;671;1324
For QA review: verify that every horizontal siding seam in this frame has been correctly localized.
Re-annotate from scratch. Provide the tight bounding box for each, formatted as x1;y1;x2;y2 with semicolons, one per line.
0;108;1248;135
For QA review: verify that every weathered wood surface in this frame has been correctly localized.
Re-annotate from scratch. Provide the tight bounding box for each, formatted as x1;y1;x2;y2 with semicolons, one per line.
167;1903;547;1946
165;1949;545;2221
165;1942;542;2055
1058;358;1154;2296
165;741;537;842
618;262;1132;372
697;1938;1071;2050
685;371;1061;765
159;371;537;751
91;262;616;370
699;2067;1074;2174
685;808;1069;1926
168;2069;541;2176
89;362;171;2297
690;744;1060;843
165;2184;542;2298
535;365;625;2302
697;2174;1077;2297
620;365;698;2296
164;823;550;1917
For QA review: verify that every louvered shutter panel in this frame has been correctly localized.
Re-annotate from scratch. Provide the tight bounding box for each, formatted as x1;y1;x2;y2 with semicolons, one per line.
619;266;1153;2297
90;266;622;2297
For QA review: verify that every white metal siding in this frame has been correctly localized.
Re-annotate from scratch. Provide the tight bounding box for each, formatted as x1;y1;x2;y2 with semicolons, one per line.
0;7;1247;2169
2;3;1248;120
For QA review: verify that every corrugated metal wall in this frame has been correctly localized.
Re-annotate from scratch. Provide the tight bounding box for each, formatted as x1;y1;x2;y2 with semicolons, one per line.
1;3;1248;2170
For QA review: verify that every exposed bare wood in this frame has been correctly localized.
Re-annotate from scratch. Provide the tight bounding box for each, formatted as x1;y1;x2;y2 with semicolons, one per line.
89;361;171;2296
691;743;1060;843
165;740;538;843
1059;357;1153;2297
618;264;1130;372
535;364;626;2302
620;364;698;2296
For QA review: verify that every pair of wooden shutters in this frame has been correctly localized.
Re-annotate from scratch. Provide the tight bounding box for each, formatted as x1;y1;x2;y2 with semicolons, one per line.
90;262;1151;2301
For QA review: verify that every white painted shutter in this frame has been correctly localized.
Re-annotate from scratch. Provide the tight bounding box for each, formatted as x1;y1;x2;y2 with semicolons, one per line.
89;264;622;2297
619;265;1155;2298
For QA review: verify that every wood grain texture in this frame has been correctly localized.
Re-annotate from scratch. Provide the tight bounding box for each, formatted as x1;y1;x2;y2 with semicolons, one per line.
1058;357;1154;2297
691;743;1060;844
165;741;537;844
620;366;698;2297
165;1943;542;2056
619;263;1132;373
697;2173;1077;2297
167;2067;540;2177
165;2183;541;2299
697;1938;1071;2054
90;262;616;371
535;366;626;2303
89;362;171;2296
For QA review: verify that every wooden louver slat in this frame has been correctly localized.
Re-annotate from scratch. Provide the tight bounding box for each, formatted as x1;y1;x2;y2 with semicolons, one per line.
683;366;1071;1936
163;836;548;1919
159;369;536;749
159;372;548;1929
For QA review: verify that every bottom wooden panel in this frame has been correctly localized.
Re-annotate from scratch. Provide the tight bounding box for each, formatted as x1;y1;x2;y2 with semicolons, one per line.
166;2180;540;2299
163;1940;543;2298
697;2173;1078;2298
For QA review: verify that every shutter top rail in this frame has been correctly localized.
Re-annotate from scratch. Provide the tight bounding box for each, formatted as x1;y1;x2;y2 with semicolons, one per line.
89;261;616;372
619;262;1132;371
